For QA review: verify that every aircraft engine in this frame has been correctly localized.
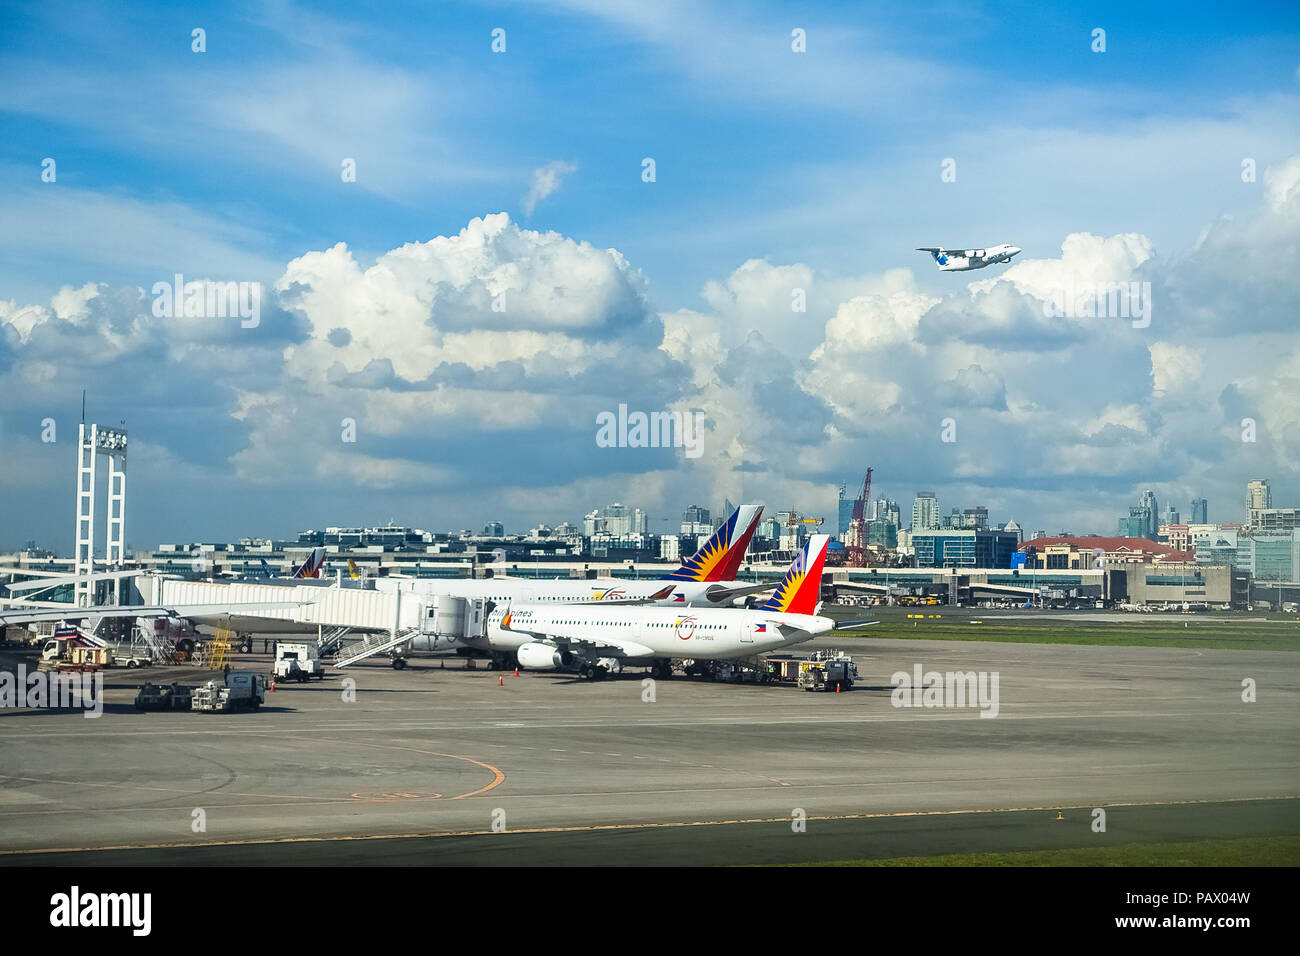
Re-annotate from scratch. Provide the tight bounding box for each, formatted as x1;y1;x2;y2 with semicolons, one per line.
517;642;568;670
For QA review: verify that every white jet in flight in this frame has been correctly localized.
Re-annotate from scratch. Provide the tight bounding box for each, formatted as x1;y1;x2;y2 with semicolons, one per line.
916;243;1021;271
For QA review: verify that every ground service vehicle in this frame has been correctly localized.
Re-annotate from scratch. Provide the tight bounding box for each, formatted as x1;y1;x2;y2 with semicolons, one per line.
767;651;858;692
797;655;858;692
191;672;267;713
41;637;152;670
274;642;325;681
135;683;192;711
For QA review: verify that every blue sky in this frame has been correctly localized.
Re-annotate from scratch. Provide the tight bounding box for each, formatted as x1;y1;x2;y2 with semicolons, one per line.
2;0;1299;551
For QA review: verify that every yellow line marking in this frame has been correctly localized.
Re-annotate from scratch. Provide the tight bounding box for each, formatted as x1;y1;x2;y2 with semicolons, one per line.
1;794;1293;857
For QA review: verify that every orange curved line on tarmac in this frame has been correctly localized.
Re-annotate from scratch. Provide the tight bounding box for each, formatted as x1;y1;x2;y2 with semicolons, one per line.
292;736;506;800
0;733;507;804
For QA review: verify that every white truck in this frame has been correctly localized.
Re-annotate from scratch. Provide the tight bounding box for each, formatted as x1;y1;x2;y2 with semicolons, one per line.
191;672;268;713
273;642;325;682
40;636;153;670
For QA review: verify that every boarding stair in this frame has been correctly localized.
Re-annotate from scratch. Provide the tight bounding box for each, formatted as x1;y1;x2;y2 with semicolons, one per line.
316;626;353;657
333;629;420;668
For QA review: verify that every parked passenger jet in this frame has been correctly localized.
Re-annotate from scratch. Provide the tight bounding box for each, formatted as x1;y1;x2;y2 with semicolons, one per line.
916;244;1020;271
484;535;874;680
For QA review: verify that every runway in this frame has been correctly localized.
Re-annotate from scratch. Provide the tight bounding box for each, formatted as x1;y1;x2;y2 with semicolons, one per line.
2;636;1297;865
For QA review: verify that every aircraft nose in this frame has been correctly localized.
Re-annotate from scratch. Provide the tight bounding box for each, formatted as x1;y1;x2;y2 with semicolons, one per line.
1009;246;1022;256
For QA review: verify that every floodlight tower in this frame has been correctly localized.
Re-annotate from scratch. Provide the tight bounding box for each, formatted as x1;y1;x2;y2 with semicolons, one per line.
73;423;128;607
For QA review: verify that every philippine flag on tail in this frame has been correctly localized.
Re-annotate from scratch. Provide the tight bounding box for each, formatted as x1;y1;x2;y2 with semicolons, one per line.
757;535;830;616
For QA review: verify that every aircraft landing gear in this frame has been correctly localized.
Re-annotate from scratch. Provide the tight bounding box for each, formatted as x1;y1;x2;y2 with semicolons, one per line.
391;657;408;670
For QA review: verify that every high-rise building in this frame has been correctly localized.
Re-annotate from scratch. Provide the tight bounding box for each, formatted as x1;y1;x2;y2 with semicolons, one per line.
912;492;938;531
586;502;646;536
681;504;711;536
1162;504;1180;526
877;498;901;527
837;486;854;536
1191;498;1208;524
1119;505;1157;541
1140;490;1160;539
1246;480;1271;514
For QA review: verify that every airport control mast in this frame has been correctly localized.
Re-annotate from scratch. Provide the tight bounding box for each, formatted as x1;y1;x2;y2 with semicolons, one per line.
73;422;128;606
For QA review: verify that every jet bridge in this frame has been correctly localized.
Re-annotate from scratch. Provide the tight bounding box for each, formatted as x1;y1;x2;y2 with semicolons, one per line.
149;578;489;668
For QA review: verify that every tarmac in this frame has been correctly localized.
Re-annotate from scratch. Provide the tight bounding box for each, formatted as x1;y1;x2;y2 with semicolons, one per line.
1;634;1297;865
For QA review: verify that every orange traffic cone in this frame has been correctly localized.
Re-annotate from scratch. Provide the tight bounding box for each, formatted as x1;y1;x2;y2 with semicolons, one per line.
498;676;503;686
514;667;519;677
835;683;841;693
270;682;275;692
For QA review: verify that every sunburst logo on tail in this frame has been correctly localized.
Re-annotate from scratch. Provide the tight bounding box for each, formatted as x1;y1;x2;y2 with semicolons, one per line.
759;535;829;615
663;505;762;582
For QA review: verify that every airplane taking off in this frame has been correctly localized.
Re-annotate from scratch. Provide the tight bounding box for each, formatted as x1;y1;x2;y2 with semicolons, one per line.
916;243;1020;271
489;534;876;680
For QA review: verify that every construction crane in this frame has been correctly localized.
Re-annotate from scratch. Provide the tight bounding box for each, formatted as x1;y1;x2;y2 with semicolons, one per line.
777;511;825;530
775;512;825;554
844;467;873;568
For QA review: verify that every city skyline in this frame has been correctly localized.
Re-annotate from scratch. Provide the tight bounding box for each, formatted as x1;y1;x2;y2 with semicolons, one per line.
11;480;1265;559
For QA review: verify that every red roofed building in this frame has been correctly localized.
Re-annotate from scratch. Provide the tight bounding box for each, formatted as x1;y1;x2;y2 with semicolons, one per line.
1018;536;1194;569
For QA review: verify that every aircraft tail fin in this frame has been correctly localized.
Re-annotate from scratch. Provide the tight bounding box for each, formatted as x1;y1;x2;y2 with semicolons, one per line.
757;535;830;615
259;558;274;580
292;547;327;579
717;506;763;580
662;504;763;582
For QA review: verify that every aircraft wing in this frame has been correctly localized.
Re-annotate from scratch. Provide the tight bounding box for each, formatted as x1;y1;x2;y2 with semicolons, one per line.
554;635;656;660
702;582;777;603
499;614;653;660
